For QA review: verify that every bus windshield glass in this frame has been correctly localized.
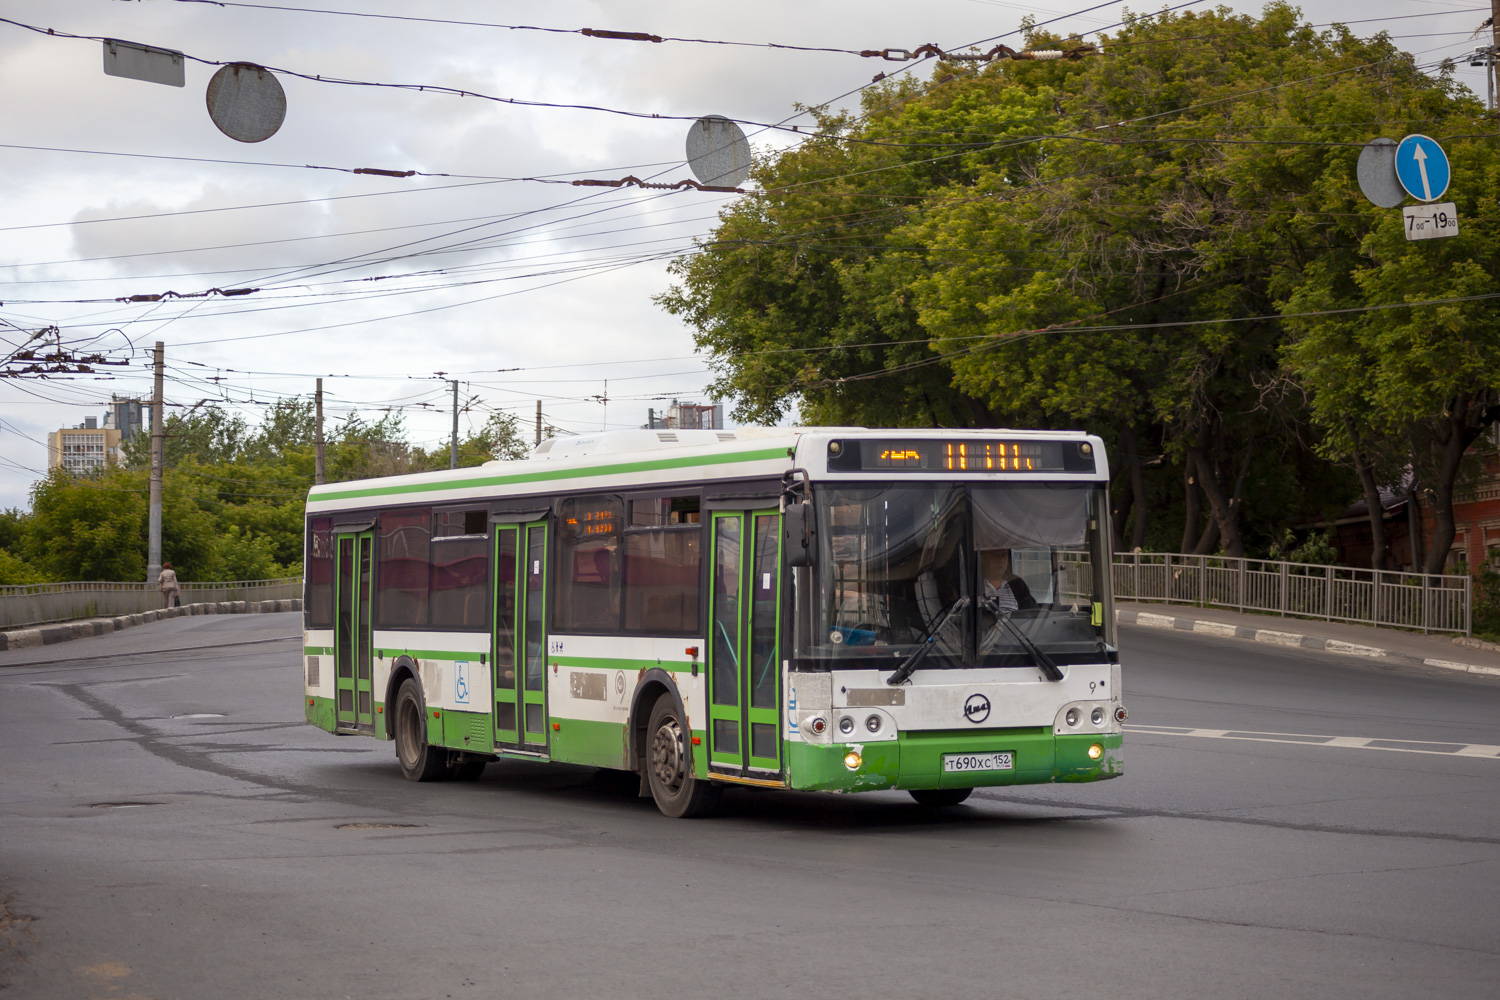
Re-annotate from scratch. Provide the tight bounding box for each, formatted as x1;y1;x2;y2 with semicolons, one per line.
809;483;1113;670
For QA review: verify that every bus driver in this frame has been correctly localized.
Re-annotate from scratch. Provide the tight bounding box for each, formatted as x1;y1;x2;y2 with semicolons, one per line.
980;548;1037;615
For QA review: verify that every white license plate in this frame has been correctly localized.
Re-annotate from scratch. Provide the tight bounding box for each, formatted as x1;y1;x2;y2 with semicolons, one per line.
942;752;1013;773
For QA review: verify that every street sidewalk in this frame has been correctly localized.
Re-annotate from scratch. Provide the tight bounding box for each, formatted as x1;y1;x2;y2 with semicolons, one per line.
1116;600;1500;679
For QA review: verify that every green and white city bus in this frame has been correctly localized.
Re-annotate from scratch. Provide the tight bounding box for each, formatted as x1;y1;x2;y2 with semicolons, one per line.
301;427;1125;817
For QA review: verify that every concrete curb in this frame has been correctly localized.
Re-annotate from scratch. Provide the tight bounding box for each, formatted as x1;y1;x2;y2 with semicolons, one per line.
0;599;303;652
1117;609;1500;679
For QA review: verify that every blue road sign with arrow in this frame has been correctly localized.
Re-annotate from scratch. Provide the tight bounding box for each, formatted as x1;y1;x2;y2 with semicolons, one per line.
1395;134;1450;202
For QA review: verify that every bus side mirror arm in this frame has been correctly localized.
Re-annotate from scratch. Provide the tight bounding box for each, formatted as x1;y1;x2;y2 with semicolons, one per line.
785;502;814;567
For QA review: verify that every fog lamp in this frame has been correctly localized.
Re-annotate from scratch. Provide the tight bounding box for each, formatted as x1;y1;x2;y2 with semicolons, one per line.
1087;743;1104;760
843;751;863;770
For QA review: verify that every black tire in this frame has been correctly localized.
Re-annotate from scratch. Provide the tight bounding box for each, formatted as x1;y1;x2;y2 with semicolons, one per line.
910;788;973;807
645;695;720;818
449;758;487;781
394;679;448;782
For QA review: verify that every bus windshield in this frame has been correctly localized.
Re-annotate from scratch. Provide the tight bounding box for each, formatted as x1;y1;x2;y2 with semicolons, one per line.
808;483;1114;671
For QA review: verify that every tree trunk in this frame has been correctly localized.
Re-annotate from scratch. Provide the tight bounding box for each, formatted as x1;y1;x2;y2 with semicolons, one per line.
1192;509;1221;556
1180;463;1201;553
1122;424;1150;552
1422;409;1479;575
1351;445;1388;571
1111;470;1134;550
1407;482;1425;572
1187;445;1245;557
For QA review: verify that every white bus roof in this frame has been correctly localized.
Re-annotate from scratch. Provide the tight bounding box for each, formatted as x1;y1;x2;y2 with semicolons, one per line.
305;427;1108;514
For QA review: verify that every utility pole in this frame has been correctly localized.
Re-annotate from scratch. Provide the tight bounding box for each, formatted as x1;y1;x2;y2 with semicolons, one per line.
146;341;164;585
313;378;326;486
535;400;542;446
1492;0;1499;115
450;379;459;469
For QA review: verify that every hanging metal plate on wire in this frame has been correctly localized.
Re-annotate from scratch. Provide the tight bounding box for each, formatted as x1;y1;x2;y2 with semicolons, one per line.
1356;138;1404;209
102;39;185;87
686;116;752;188
205;63;287;143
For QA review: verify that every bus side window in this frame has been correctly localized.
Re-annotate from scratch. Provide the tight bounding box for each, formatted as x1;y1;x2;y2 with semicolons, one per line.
556;496;624;631
429;509;491;629
305;516;333;628
376;508;431;627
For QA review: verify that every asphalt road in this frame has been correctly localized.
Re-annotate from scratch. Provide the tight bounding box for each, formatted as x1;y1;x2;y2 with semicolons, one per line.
1;613;1496;999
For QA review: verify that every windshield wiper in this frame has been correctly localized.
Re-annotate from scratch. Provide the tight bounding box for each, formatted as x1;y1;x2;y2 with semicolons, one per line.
990;612;1065;682
886;597;969;686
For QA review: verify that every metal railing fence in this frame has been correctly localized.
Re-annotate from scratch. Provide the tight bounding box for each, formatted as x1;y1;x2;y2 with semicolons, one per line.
1104;553;1470;635
0;578;303;629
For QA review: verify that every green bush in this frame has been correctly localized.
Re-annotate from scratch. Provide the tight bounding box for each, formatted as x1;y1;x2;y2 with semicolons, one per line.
1471;567;1500;643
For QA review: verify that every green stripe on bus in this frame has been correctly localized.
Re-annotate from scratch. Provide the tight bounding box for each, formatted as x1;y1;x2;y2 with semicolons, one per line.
376;649;484;661
553;655;692;673
309;446;789;503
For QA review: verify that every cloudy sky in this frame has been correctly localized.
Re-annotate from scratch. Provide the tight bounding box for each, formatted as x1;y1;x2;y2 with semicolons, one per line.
0;0;1488;509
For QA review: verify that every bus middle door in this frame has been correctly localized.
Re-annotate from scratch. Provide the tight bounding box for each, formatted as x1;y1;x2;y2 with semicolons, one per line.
493;520;549;753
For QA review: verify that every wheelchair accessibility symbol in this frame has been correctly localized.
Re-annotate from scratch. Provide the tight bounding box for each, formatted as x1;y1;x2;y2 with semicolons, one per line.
454;661;470;705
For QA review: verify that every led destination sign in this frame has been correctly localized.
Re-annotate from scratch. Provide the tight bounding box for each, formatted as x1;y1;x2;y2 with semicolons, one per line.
827;438;1094;474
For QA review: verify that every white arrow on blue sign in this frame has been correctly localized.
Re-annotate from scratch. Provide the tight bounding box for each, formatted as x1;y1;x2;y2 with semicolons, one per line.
1395;134;1450;202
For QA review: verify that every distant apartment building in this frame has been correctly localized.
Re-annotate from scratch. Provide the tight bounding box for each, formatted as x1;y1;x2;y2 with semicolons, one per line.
45;396;146;474
644;400;724;431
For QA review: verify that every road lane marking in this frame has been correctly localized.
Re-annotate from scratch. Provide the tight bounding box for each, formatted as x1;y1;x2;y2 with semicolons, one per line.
1129;724;1500;759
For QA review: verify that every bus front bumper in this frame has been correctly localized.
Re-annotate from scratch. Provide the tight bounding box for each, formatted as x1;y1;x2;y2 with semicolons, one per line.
785;728;1124;793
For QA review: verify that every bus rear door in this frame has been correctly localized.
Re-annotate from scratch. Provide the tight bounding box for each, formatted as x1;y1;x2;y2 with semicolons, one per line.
334;528;375;733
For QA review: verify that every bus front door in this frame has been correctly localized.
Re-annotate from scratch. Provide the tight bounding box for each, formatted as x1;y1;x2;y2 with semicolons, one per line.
706;509;783;778
334;529;375;732
494;521;549;753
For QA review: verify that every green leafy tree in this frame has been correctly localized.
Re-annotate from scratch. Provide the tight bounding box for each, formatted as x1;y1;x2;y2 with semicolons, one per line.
418;411;532;469
120;406;249;469
660;3;1465;559
26;469;148;580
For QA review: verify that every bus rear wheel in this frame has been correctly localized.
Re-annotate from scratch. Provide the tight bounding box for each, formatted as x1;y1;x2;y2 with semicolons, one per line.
449;758;487;781
910;788;973;807
645;695;719;818
394;679;448;782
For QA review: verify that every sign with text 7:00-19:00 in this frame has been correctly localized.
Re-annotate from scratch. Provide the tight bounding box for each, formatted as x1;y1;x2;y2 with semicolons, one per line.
1403;202;1458;242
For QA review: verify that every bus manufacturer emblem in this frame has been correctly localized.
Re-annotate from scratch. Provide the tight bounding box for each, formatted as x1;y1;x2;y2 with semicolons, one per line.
963;694;991;724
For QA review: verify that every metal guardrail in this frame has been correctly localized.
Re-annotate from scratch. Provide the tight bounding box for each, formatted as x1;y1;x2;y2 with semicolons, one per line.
1103;553;1470;635
0;578;303;629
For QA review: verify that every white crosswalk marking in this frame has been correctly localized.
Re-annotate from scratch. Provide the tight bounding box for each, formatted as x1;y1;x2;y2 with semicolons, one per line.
1129;725;1500;759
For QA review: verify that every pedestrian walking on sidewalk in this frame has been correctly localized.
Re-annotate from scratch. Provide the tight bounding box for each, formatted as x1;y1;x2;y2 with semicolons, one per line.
158;562;180;608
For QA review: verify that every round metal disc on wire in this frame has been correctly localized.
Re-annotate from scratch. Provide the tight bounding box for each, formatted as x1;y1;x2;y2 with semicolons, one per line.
686;116;751;188
206;63;287;143
1356;138;1404;209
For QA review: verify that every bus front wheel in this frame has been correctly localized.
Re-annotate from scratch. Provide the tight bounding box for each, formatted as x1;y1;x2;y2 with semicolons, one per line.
645;695;720;818
910;788;973;807
394;679;448;782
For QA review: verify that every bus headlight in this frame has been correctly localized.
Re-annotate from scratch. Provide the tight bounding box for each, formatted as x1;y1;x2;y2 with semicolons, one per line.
838;716;855;735
1091;707;1105;726
843;751;862;770
1087;743;1103;760
1065;707;1080;727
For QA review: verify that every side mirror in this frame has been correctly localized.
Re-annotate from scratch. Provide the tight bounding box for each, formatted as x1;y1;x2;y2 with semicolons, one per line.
785;502;815;567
